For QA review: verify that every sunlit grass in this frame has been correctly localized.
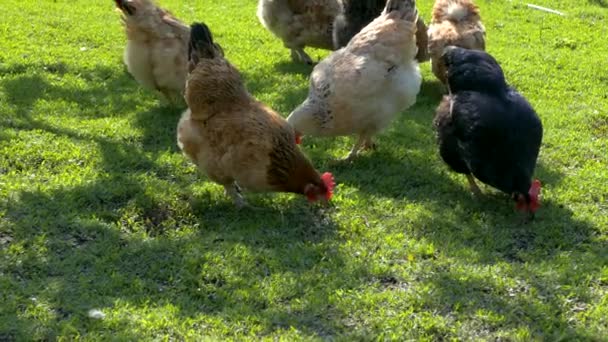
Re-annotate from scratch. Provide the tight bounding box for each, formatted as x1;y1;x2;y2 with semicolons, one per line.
0;0;606;340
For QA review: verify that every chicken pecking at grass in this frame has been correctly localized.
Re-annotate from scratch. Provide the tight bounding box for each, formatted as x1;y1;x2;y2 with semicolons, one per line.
427;0;486;85
287;0;422;163
177;22;334;208
433;46;543;221
115;0;190;105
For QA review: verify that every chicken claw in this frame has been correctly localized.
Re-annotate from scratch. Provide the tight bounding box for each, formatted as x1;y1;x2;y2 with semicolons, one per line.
362;138;377;151
224;183;248;209
329;135;369;164
290;48;313;65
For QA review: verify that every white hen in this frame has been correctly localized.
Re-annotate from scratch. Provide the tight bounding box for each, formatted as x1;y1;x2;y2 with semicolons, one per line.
287;0;422;161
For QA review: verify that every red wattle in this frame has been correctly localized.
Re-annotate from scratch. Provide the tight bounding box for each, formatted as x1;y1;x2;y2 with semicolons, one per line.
321;172;335;200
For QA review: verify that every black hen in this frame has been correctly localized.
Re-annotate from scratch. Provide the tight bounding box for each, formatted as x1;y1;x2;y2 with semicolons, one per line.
333;0;386;48
433;46;543;218
332;0;430;62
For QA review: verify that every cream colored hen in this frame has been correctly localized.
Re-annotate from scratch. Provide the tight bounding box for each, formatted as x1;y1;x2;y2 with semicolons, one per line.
115;0;190;104
287;0;422;162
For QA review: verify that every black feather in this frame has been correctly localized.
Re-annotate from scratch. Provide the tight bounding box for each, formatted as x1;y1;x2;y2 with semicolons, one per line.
189;22;221;62
443;46;506;94
115;0;134;15
333;0;386;49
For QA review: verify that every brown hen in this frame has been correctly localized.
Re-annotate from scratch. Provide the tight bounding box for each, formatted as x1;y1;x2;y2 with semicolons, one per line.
177;23;334;208
115;0;189;104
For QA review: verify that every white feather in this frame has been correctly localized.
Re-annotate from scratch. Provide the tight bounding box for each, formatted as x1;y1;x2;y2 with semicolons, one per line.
88;309;106;320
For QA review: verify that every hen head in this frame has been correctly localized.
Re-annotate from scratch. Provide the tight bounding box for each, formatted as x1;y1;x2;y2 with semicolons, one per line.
515;179;542;219
304;173;335;202
115;0;155;17
442;46;507;94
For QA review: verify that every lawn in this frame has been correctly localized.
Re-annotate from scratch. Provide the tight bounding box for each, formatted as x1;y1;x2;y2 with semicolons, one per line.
1;0;607;340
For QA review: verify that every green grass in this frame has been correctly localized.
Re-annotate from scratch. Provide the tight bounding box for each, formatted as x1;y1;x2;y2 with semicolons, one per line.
1;0;607;340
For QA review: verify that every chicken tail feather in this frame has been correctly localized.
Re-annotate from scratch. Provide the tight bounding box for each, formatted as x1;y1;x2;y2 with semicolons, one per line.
384;0;417;21
189;22;223;63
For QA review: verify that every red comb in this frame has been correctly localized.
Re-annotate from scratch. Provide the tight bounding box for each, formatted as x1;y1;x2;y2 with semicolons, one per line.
515;179;542;212
321;172;335;200
295;132;302;145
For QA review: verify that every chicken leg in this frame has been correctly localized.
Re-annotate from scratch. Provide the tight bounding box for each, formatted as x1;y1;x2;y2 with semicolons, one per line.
331;134;369;164
224;182;248;208
362;137;377;151
290;48;313;65
158;87;185;107
466;174;482;196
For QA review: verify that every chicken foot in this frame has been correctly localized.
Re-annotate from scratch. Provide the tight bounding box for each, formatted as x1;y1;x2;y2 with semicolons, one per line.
290;48;313;65
466;174;482;196
331;134;370;164
158;87;184;107
362;137;377;151
224;182;248;209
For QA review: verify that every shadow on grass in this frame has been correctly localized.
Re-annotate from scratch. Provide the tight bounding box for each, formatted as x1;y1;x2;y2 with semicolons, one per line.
241;68;310;116
281;72;606;338
272;61;314;77
588;0;608;8
1;63;363;339
1;62;185;157
2;60;604;340
390;128;603;337
3;177;363;339
1;63;147;119
133;105;183;154
359;172;604;339
423;246;605;339
418;77;446;105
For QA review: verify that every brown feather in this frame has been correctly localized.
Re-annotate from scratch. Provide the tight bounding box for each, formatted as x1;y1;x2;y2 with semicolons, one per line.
428;0;486;84
117;0;189;104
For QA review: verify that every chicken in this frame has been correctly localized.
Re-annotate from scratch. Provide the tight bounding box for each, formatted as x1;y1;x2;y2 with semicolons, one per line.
332;0;430;62
257;0;341;64
427;0;485;84
177;23;335;208
433;46;543;219
115;0;190;104
287;0;422;162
